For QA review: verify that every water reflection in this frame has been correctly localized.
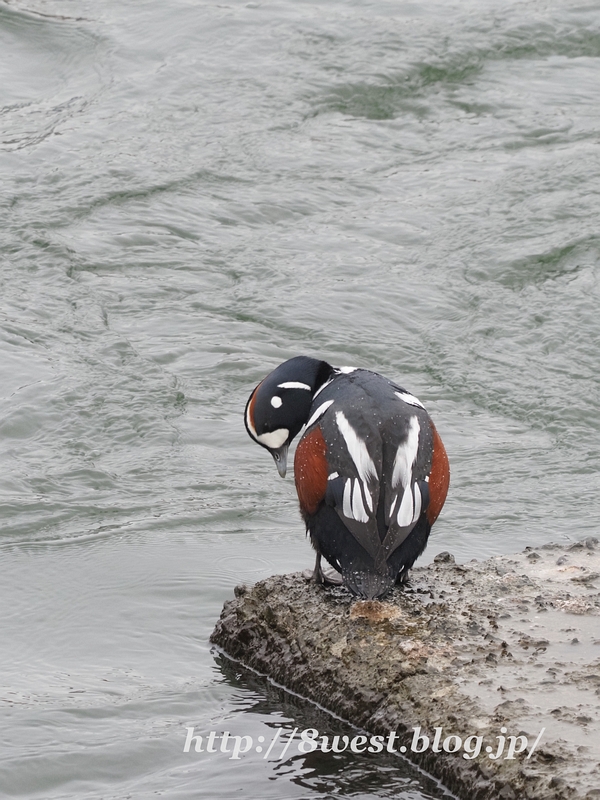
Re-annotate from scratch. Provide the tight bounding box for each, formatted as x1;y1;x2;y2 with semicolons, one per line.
215;655;456;800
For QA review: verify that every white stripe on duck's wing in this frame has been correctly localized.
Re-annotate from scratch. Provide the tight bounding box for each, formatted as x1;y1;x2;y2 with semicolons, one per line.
337;477;371;524
387;378;427;410
326;475;383;564
335;411;377;485
394;390;425;410
380;414;429;556
351;479;369;523
391;416;420;491
412;482;422;521
312;377;334;400
300;399;334;437
324;413;384;565
394;480;424;527
381;478;430;559
396;481;415;527
342;478;353;519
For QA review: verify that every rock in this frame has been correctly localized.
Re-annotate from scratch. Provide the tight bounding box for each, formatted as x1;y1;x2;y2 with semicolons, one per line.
433;551;456;564
211;541;600;799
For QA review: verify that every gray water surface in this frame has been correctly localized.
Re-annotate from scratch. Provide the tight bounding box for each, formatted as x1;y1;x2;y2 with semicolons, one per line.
1;0;599;797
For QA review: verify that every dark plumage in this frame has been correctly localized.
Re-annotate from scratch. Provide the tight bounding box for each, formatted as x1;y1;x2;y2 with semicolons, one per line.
245;356;449;599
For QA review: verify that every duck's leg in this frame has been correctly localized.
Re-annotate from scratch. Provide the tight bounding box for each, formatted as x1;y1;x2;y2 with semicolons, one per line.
313;552;343;586
303;552;343;586
303;552;327;584
312;551;325;584
303;551;325;583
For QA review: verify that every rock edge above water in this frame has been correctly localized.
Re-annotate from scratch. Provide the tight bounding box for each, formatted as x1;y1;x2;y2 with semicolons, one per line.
211;540;600;800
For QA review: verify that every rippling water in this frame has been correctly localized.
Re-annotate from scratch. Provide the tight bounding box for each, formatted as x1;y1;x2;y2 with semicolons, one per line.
1;0;599;796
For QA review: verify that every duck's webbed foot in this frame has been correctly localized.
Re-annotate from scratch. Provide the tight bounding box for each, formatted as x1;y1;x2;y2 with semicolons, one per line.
322;568;343;586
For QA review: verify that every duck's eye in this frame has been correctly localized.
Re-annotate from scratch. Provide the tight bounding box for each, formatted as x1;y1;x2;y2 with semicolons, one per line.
271;396;283;408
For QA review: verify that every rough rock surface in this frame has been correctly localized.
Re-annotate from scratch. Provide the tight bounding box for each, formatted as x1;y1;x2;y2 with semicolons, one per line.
211;539;600;800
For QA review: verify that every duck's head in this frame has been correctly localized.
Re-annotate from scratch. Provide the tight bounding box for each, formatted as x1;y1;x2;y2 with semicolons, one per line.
244;356;333;477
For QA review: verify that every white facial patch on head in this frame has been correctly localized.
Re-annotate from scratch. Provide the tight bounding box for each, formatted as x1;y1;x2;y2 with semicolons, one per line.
256;428;289;449
245;402;257;438
277;381;311;390
271;395;283;408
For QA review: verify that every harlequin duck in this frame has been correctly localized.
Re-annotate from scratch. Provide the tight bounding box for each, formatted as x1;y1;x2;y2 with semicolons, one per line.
245;356;449;599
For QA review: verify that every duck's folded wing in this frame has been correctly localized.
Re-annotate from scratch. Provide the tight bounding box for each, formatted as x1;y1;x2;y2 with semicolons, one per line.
379;410;433;558
320;408;388;569
324;472;385;568
380;479;430;558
